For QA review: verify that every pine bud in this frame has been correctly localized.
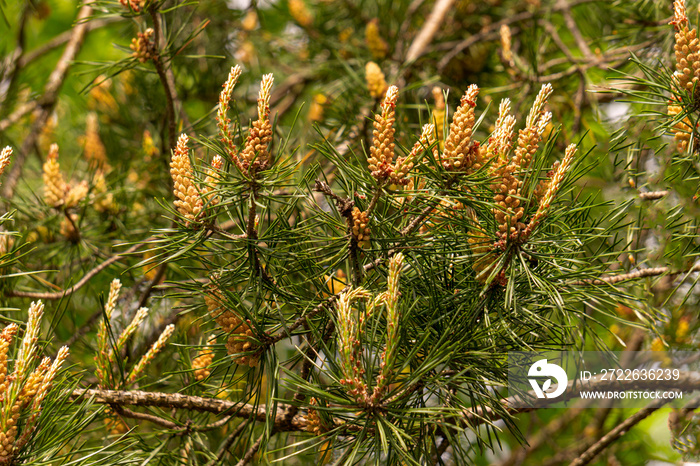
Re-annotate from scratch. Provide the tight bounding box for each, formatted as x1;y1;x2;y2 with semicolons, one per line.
0;147;12;179
365;62;388;99
240;74;274;172
500;24;514;67
289;0;313;27
217;65;243;164
365;19;389;59
130;28;156;63
170;134;204;225
351;207;371;249
43;144;67;208
443;85;480;171
192;335;217;381
367;86;398;181
83;113;107;167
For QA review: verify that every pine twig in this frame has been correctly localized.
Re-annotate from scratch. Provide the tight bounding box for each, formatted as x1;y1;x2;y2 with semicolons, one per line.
6;243;143;299
639;190;668;200
572;264;700;286
403;0;456;63
137;262;167;308
568;397;673;466
235;431;267;466
0;5;31;108
268;291;343;345
113;405;180;430
70;388;308;431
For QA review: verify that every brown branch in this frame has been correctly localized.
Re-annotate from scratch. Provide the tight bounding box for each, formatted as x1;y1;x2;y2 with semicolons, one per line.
639;190;668;200
500;403;590;466
58;308;105;355
568;397;674;466
437;12;532;71
235;431;266;466
1;3;93;200
541;20;579;66
270;71;315;119
71;373;700;437
400;201;435;236
365;185;383;218
63;209;81;242
6;243;142;299
403;0;457;63
503;330;647;466
113;405;180;430
206;224;247;241
70;388;307;431
313;180;354;216
116;405;242;435
394;0;428;60
137;262;167;308
196;415;234;432
0;102;36;133
571;264;700;286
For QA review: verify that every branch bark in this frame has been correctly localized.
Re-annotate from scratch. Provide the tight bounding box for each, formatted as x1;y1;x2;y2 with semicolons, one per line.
571;264;700;286
70;388;307;431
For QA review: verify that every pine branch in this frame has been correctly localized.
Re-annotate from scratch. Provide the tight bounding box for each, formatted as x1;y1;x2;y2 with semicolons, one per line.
113;405;180;430
6;243;143;299
568;397;675;466
17;18;118;70
71;371;700;436
571;264;700;286
0;5;30;108
70;388;307;431
639;190;668;200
